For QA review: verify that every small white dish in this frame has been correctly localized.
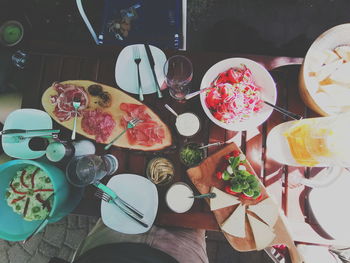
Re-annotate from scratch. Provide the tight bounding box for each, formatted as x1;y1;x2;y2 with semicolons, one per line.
166;182;194;213
101;173;158;234
2;109;53;159
200;58;277;131
115;44;167;95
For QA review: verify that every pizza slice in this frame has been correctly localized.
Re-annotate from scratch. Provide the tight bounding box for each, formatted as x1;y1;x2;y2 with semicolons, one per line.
247;197;279;228
247;213;276;250
221;204;246;238
210;186;240;211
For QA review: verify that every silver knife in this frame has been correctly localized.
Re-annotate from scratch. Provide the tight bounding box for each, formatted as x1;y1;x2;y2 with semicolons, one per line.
144;44;162;98
0;129;60;136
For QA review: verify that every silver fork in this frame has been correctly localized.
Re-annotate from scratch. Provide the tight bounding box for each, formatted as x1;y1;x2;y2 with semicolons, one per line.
71;95;81;140
104;118;142;150
133;46;144;101
95;189;148;228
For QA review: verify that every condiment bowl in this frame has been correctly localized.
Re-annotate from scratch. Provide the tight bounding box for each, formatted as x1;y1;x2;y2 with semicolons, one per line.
179;142;206;168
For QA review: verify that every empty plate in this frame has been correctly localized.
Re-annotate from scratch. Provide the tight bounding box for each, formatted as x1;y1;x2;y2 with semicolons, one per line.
115;44;166;95
101;173;158;234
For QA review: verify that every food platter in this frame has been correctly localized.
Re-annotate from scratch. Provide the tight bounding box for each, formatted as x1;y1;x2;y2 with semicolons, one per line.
187;143;302;262
300;23;350;116
41;80;172;151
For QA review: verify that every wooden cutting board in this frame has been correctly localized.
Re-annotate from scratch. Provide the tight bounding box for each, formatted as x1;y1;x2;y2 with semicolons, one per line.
41;80;172;151
187;143;303;263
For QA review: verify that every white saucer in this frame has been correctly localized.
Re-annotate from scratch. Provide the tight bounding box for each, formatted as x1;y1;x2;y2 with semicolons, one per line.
115;44;166;95
101;173;158;234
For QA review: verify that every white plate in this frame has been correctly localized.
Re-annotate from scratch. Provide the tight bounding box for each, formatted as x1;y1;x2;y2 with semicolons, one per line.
101;173;158;234
200;58;277;131
115;44;166;95
2;109;52;159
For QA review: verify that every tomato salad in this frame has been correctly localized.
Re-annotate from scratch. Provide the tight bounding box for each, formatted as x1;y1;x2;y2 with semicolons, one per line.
205;64;263;124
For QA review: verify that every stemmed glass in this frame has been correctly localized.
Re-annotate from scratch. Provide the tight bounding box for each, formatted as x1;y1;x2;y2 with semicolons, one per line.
163;55;193;101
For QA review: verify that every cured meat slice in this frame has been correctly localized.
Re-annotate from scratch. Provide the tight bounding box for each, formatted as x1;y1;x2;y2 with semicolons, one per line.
120;103;165;146
51;82;89;122
81;109;116;143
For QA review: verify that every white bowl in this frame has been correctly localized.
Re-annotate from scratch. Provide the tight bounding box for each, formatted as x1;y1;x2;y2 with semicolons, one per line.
300;23;350;116
200;58;277;131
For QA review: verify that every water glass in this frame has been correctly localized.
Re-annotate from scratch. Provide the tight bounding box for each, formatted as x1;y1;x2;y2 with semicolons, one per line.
163;55;193;101
66;154;118;187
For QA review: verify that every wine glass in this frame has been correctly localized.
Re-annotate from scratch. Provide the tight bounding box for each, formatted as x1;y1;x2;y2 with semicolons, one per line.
163;55;193;101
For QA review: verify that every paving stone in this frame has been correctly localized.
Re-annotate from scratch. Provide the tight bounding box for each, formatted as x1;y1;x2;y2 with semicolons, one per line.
64;229;87;250
44;224;66;247
0;239;10;248
0;243;9;263
39;241;59;258
216;241;240;263
28;251;49;263
78;215;88;228
22;232;44;255
58;245;75;262
8;244;31;263
67;215;78;229
53;217;68;225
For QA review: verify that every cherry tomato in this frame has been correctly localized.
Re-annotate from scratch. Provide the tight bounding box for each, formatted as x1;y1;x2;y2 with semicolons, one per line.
216;171;223;180
225;185;240;196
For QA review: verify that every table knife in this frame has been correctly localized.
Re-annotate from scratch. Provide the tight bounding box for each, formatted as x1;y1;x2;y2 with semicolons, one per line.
144;44;162;98
0;129;60;136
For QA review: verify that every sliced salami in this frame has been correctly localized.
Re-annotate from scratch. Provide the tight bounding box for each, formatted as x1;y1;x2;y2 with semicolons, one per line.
81;109;116;143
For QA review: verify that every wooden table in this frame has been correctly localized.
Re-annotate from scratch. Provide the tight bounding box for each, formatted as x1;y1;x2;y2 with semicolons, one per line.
19;41;338;247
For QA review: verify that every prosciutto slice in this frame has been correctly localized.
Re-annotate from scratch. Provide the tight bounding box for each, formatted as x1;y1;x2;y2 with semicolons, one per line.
51;82;89;122
120;103;165;146
81;109;116;143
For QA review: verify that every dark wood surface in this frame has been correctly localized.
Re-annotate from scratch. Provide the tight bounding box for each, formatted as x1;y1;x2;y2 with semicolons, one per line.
20;41;333;245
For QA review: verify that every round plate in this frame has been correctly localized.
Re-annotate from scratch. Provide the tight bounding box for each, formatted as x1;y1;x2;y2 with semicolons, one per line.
101;173;158;234
199;58;277;131
115;44;166;95
2;109;52;159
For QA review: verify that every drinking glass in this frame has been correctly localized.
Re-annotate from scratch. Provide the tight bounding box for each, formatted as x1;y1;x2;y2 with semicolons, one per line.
66;154;118;187
163;55;193;101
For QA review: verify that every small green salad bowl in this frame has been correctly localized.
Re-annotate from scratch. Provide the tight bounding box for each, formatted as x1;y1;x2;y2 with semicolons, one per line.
179;142;206;168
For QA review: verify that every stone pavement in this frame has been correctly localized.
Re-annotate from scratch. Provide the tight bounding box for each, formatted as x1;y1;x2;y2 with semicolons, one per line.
0;214;272;263
0;215;98;263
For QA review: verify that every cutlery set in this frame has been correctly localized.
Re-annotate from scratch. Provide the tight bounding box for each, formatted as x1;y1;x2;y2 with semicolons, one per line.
94;182;148;228
132;44;162;101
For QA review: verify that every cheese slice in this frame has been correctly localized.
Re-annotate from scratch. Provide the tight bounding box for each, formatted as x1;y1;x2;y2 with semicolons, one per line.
247;214;276;250
221;204;246;238
210;187;240;211
247;197;279;228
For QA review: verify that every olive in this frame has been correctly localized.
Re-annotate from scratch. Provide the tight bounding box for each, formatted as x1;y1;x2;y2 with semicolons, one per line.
45;177;51;183
16;205;21;211
88;84;103;96
98;91;112;108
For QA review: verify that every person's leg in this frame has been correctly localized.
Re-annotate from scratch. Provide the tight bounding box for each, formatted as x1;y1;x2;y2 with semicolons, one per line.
73;218;155;261
148;226;209;263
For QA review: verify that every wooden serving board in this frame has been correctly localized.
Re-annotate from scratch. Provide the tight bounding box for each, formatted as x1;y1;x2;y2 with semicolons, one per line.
187;143;303;263
41;80;172;151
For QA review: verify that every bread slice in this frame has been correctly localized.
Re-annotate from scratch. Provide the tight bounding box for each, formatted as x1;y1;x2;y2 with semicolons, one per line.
41;80;172;151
